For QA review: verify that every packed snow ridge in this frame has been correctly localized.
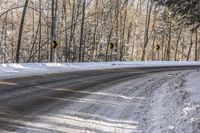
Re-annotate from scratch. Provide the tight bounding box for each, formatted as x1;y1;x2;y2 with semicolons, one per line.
0;61;200;80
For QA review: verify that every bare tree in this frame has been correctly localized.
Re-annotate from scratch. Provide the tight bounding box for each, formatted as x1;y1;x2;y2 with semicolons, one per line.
141;0;153;61
79;0;86;62
16;0;29;63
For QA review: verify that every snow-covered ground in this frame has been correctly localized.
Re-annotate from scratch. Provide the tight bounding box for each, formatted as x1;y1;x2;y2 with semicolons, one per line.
0;61;200;80
3;70;197;133
147;70;200;133
186;71;200;103
0;62;200;132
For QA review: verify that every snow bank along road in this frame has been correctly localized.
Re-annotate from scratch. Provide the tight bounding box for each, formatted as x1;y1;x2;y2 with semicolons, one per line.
0;66;199;133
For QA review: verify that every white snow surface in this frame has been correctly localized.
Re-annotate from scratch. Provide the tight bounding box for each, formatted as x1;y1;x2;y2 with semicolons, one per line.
10;70;200;133
0;61;199;80
186;70;200;103
0;62;200;132
147;71;200;133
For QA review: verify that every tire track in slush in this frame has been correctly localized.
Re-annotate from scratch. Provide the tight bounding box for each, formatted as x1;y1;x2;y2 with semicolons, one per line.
0;67;195;133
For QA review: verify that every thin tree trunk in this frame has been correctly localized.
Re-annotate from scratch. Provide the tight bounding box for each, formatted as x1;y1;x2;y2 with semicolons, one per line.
187;31;193;61
0;15;6;48
4;12;8;63
11;11;14;62
16;0;29;63
194;28;198;61
161;35;165;60
46;1;50;62
166;18;172;61
79;0;86;62
198;35;200;61
82;32;88;62
131;23;136;60
174;27;182;61
28;19;40;62
151;5;157;61
181;36;185;61
105;28;113;61
50;0;57;62
91;0;99;61
62;0;68;62
38;0;42;62
141;0;153;61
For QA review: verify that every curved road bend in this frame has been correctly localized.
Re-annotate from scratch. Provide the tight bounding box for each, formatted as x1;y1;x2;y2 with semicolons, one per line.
0;66;198;133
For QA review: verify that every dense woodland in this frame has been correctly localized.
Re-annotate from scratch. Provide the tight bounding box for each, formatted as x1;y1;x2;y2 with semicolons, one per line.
0;0;199;63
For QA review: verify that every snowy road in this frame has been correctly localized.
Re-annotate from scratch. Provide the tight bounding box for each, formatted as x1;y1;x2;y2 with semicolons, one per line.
0;66;199;133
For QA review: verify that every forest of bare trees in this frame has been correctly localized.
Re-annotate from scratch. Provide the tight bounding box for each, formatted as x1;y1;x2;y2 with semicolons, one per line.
0;0;199;63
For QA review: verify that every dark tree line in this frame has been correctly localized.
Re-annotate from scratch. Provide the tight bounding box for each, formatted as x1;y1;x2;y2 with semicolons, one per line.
154;0;200;28
154;0;200;61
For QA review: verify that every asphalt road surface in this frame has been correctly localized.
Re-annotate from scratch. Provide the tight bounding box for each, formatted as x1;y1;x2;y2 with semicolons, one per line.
0;66;198;133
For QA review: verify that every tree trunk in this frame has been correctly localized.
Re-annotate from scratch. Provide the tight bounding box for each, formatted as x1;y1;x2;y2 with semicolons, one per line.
50;0;57;62
141;0;153;61
28;18;40;62
174;27;182;61
181;36;185;61
16;0;29;63
105;28;113;62
194;28;198;61
91;0;99;61
79;0;86;62
166;18;172;61
187;31;193;61
161;35;165;61
62;0;68;62
4;12;8;63
151;5;157;61
11;11;14;62
38;0;42;62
